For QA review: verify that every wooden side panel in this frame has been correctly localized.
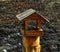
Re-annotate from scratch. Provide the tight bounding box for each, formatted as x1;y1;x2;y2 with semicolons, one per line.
25;31;44;36
25;20;28;30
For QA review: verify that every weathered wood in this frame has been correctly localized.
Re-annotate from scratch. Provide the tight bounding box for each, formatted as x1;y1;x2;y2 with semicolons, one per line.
16;9;49;52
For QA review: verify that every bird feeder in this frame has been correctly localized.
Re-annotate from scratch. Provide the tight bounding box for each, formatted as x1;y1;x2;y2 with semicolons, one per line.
16;9;49;52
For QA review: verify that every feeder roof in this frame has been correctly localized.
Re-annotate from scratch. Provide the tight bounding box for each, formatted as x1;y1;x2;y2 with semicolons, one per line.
16;9;35;21
16;9;49;22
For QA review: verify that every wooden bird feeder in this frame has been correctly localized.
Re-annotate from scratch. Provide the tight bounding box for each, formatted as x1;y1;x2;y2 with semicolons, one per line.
16;9;49;52
16;9;49;36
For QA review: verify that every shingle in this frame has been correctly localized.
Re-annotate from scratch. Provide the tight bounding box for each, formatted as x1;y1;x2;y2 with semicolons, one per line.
16;9;36;21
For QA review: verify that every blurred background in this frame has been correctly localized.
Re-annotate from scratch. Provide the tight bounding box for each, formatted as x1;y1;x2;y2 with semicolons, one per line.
0;0;60;52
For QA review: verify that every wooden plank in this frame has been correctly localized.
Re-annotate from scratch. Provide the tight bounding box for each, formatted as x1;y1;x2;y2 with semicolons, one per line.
25;31;44;36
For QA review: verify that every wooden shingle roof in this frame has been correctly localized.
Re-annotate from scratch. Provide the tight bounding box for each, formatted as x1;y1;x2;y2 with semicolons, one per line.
16;9;49;22
16;9;35;21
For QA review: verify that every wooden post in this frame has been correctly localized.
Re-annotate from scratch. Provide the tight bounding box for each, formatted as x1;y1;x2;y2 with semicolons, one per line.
22;36;41;52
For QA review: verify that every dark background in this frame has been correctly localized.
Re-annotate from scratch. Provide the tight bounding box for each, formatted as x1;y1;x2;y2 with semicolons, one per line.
0;0;60;52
